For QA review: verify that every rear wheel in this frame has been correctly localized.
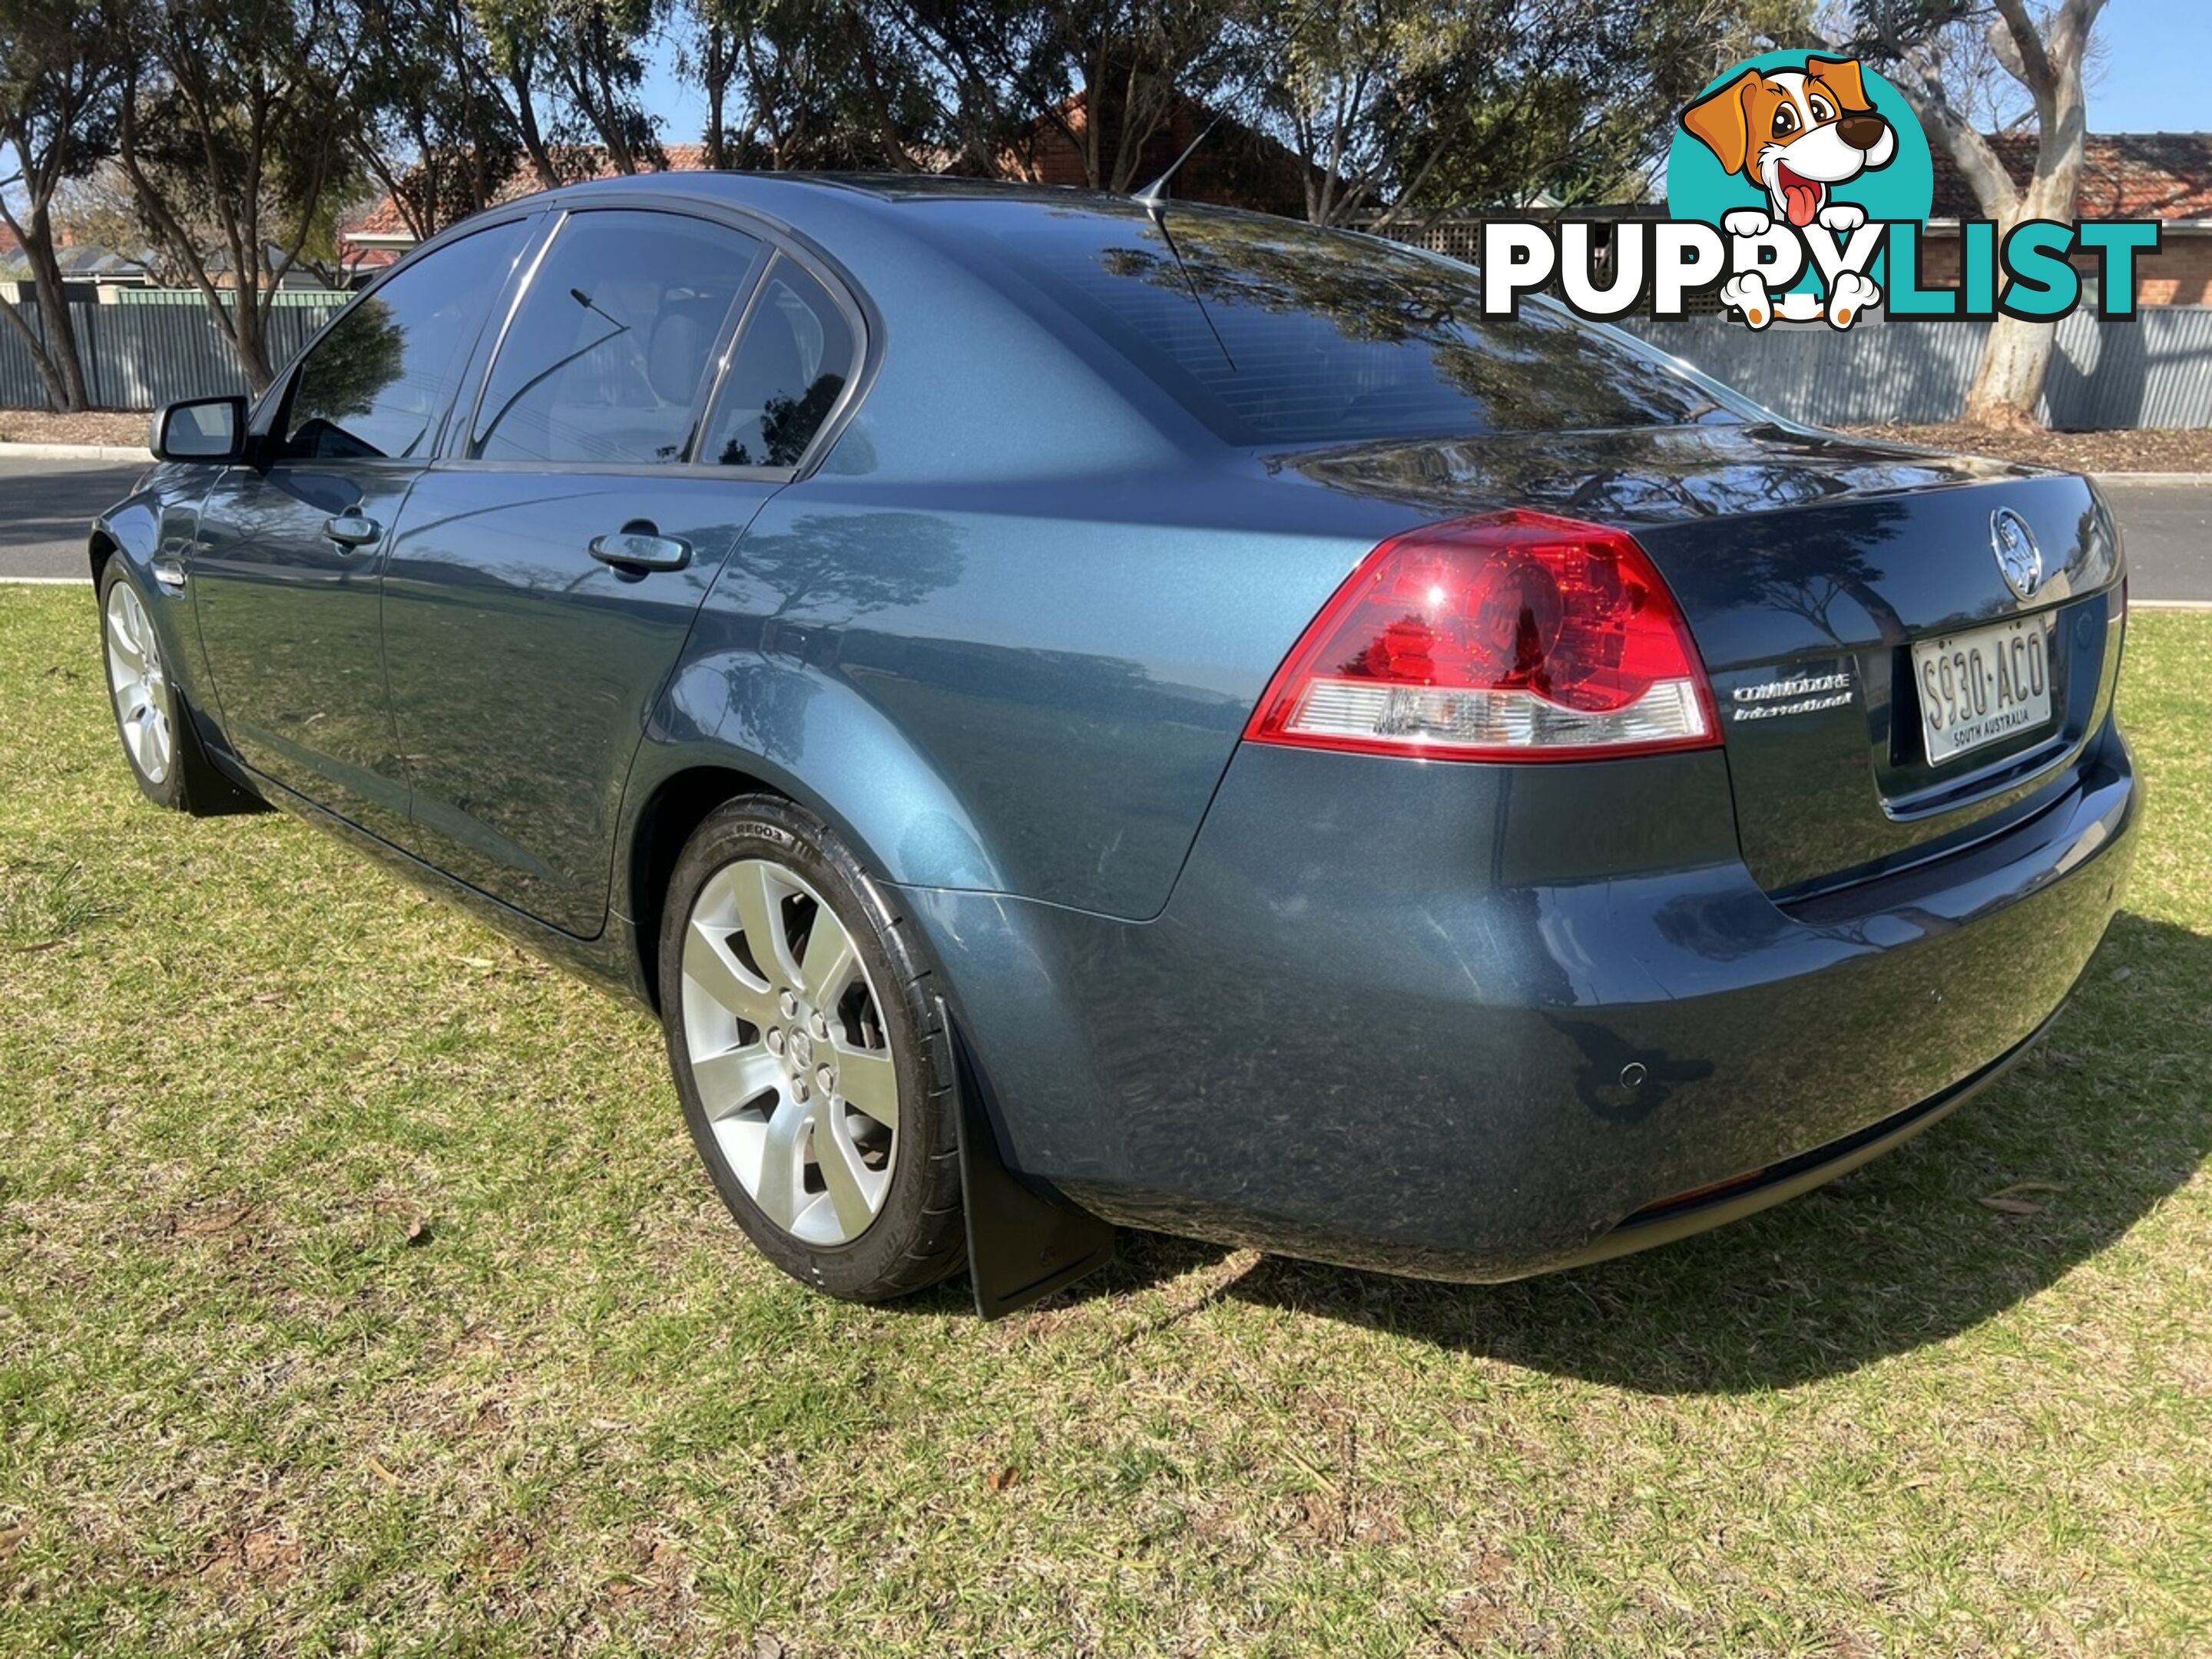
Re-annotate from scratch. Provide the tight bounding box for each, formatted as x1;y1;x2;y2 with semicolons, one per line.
658;795;965;1300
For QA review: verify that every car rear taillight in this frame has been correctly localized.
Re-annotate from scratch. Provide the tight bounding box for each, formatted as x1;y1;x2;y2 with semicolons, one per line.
1244;510;1718;762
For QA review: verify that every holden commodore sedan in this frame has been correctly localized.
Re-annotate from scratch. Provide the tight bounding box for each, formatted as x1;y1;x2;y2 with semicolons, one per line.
92;173;2136;1313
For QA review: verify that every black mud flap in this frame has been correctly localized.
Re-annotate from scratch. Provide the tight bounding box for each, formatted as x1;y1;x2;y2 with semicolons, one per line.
944;1001;1115;1319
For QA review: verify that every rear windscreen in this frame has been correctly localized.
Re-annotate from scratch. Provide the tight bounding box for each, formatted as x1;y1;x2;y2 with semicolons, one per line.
988;209;1741;445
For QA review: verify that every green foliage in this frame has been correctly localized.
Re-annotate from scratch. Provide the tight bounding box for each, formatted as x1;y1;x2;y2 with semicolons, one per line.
287;294;406;429
472;0;667;175
111;0;370;384
1253;0;1822;220
349;0;524;237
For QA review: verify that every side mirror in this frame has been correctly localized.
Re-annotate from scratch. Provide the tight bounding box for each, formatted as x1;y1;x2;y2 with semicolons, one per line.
150;396;247;463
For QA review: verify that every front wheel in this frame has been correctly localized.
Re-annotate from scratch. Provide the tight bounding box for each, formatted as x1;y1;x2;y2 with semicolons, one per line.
658;795;965;1300
99;562;263;816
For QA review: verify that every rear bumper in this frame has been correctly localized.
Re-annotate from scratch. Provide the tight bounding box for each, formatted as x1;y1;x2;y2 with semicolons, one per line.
905;720;2137;1281
1550;1008;2053;1275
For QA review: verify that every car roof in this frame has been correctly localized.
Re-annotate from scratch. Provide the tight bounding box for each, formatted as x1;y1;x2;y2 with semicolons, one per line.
521;168;1282;233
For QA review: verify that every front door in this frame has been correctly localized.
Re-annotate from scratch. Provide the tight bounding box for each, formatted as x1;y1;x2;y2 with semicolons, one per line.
378;207;832;937
190;218;534;839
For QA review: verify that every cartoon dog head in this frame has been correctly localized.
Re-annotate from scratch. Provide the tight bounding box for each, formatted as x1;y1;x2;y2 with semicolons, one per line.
1681;56;1896;227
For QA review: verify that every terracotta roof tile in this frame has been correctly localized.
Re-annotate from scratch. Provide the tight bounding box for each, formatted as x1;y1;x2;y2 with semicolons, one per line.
1929;133;2212;221
343;144;717;250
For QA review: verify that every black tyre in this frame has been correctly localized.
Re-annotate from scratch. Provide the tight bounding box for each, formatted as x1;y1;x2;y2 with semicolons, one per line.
98;561;260;816
657;793;965;1300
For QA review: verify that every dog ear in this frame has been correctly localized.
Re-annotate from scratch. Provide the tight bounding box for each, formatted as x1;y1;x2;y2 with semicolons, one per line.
1681;70;1760;177
1806;55;1873;113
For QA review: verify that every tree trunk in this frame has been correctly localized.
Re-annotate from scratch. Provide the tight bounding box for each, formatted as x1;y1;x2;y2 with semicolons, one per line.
1891;0;2104;427
0;201;94;410
1963;315;2055;426
27;259;91;411
510;70;562;188
1963;163;2080;426
224;289;276;396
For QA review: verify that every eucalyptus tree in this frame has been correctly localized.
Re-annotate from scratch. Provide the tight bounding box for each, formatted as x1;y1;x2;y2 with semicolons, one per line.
683;0;943;171
1253;0;1818;227
475;0;667;177
1851;0;2109;426
0;0;125;410
113;0;368;391
350;0;522;238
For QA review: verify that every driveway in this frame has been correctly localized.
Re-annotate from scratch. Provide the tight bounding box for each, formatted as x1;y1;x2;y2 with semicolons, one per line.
1;456;2206;602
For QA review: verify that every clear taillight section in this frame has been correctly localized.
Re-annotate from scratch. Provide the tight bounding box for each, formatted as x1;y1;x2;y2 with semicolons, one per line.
1245;510;1718;762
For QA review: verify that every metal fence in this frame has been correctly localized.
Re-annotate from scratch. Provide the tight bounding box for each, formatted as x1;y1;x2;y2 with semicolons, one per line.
0;292;344;411
1623;308;2212;429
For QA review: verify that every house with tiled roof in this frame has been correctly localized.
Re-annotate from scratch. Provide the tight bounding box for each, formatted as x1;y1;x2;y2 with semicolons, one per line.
1922;133;2212;305
342;144;717;270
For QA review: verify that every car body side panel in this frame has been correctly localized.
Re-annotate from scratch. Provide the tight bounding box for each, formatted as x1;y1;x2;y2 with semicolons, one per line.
379;469;783;939
190;460;422;841
699;471;1421;919
91;469;230;761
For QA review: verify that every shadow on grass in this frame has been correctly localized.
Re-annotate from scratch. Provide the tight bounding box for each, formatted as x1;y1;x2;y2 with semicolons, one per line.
1129;912;2210;1392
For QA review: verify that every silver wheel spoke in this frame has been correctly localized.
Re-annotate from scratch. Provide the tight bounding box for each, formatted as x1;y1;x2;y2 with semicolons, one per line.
727;860;803;988
753;1094;809;1230
796;912;856;1007
690;1044;781;1117
683;920;779;1029
108;611;144;677
813;1106;878;1236
834;1046;899;1133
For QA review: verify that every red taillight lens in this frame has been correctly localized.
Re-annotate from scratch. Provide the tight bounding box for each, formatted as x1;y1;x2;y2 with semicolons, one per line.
1245;510;1718;761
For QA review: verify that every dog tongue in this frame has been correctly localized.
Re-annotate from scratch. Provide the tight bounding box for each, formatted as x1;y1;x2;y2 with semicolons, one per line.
1783;179;1821;227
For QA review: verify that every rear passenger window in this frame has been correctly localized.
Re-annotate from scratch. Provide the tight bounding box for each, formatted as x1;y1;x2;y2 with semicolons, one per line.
471;210;760;465
700;260;856;469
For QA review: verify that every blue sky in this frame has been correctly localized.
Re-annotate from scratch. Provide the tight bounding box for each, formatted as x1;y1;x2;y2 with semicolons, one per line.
2092;0;2212;131
638;2;2212;149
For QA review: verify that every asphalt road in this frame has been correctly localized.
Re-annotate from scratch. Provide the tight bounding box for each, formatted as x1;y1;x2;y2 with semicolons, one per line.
0;459;147;580
1;456;2206;601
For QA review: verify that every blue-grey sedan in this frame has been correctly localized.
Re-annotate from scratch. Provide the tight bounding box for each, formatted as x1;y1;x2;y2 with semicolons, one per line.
91;174;2137;1313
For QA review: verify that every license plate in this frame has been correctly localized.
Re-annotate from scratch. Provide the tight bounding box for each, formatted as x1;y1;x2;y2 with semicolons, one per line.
1911;614;2055;764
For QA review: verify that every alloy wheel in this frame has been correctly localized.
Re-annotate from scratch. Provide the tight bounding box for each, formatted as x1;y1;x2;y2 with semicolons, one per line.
678;856;902;1246
105;580;172;786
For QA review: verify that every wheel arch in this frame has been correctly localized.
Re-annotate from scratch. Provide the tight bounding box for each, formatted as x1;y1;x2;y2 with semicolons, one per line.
624;761;783;1013
627;646;1011;996
88;525;121;584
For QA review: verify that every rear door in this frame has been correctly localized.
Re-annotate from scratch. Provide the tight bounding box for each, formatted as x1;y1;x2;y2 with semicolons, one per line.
379;208;860;937
190;217;535;839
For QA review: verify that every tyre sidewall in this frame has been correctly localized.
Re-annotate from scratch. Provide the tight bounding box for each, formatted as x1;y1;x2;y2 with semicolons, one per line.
657;796;961;1300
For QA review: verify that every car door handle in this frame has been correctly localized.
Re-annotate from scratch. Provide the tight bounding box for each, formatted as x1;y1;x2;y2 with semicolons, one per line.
323;513;382;548
588;526;691;572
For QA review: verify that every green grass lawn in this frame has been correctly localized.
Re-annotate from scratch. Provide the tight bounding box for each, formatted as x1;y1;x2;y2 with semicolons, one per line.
2;584;2207;1657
